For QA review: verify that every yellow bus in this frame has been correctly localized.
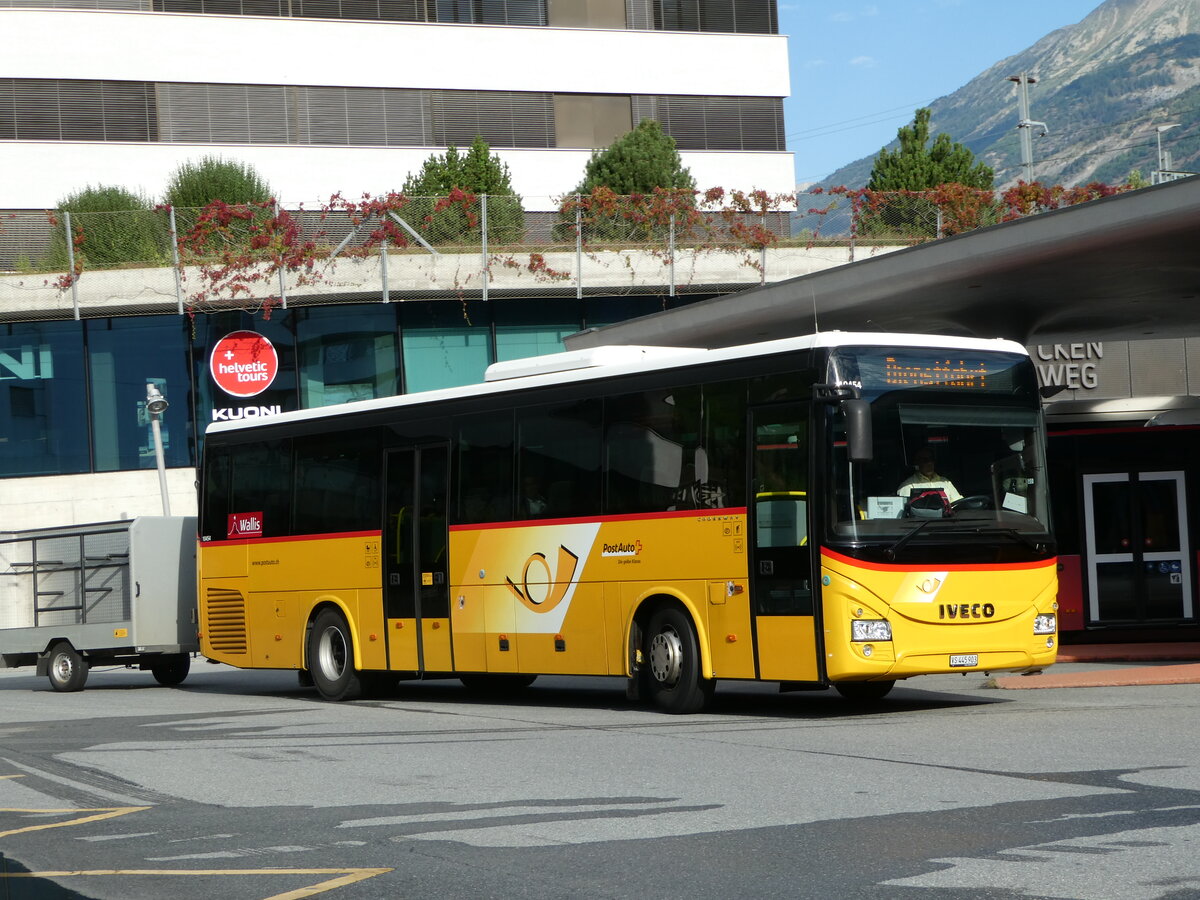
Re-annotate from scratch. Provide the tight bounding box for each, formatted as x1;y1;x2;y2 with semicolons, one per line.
198;332;1058;711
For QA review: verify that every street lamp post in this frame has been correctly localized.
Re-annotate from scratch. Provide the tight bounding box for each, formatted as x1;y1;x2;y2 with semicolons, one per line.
145;383;171;516
1155;124;1180;184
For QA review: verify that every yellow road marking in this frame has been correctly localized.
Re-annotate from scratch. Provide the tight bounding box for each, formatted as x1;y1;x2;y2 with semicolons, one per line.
0;775;25;780
0;868;394;899
0;806;150;838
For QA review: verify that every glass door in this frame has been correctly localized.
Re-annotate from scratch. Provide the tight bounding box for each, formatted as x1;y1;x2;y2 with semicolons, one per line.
1082;471;1193;624
749;405;819;681
384;445;452;672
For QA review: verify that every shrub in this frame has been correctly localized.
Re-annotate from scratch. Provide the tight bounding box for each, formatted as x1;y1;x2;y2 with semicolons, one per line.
164;156;273;209
400;137;524;246
48;185;166;269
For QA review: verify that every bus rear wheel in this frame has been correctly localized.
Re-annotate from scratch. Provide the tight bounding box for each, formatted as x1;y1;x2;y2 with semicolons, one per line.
834;680;895;702
643;607;711;714
307;608;363;701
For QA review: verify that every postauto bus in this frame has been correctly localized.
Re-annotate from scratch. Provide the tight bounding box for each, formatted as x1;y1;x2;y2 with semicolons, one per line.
197;332;1057;711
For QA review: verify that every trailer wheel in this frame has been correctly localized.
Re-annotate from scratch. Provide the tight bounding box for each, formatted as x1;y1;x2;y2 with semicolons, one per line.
307;608;363;701
47;642;88;693
151;654;191;687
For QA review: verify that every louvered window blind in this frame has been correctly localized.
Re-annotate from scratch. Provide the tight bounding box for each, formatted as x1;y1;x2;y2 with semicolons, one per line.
0;79;157;141
5;0;767;30
2;79;782;151
632;95;784;151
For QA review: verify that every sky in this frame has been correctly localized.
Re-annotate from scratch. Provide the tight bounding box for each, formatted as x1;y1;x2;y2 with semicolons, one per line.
780;0;1105;184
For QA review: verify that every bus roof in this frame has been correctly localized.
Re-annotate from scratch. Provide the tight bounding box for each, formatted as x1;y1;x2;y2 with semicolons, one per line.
206;331;1030;436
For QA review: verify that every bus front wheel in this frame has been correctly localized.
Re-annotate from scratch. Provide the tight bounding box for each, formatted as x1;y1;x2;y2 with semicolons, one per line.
307;608;363;701
643;607;711;714
834;680;895;702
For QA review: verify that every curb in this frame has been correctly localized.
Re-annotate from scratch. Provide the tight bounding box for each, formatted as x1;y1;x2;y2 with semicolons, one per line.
992;661;1200;690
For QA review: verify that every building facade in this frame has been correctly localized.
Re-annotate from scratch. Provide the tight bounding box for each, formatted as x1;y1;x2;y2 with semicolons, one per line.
1;1;794;208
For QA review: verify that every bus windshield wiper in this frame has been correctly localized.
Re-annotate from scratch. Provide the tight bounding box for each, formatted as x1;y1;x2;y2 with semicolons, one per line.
970;526;1047;553
885;518;952;559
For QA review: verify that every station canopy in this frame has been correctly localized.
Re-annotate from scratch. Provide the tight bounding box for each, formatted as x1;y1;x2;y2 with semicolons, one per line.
564;176;1200;351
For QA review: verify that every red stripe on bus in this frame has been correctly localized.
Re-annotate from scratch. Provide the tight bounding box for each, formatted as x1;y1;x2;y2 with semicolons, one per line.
820;546;1056;573
449;507;748;532
202;530;382;547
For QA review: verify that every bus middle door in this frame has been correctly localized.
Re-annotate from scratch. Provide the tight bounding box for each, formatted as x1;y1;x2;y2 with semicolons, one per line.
384;445;452;674
749;406;820;683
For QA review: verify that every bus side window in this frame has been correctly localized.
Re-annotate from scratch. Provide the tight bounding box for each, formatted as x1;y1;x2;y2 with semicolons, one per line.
518;400;601;519
229;438;292;539
605;387;700;514
456;413;514;524
293;429;380;536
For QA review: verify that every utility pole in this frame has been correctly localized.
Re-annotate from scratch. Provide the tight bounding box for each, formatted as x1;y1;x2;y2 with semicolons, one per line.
1154;123;1180;184
1007;73;1048;182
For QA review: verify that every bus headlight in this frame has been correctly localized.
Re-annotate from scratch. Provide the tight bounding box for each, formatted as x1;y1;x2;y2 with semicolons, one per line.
851;620;892;642
1033;613;1057;635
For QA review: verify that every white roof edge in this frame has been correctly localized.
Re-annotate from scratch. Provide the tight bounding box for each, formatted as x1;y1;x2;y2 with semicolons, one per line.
484;345;702;381
206;331;1029;436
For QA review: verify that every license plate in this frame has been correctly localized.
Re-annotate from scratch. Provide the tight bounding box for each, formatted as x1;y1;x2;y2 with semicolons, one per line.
949;654;979;668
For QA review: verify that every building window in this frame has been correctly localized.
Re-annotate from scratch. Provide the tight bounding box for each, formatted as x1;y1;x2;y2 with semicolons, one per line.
0;321;90;478
0;78;157;142
400;302;493;393
296;306;400;407
493;298;583;362
85;317;194;473
632;95;785;151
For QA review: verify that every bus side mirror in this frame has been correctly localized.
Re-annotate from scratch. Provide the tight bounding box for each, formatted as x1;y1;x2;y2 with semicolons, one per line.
843;399;873;463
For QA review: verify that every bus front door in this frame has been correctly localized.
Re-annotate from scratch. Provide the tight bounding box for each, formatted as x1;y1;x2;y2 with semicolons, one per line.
384;445;452;674
749;406;820;682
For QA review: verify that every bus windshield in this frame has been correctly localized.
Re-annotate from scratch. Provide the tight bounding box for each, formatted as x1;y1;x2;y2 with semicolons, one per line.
826;346;1051;543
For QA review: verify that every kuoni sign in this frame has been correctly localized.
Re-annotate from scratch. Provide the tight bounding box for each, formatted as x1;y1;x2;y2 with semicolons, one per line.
210;330;279;398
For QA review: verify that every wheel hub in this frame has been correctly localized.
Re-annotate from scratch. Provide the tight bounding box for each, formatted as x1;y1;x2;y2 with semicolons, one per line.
317;627;348;679
649;626;683;686
53;656;74;681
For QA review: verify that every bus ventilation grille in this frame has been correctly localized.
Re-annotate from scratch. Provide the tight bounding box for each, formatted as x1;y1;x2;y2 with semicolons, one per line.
205;587;248;655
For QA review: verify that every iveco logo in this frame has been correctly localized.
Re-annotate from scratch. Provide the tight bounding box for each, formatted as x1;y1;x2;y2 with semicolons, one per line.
939;603;996;620
916;577;943;594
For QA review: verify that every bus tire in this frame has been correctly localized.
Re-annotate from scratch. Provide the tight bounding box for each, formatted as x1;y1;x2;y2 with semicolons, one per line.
47;642;88;693
307;608;363;701
643;606;711;714
151;654;190;687
834;680;895;702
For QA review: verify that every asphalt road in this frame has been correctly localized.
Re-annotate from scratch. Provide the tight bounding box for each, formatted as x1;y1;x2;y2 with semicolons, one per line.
1;662;1199;900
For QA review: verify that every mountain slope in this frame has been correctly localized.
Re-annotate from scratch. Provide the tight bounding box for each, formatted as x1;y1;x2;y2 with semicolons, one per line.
818;0;1200;188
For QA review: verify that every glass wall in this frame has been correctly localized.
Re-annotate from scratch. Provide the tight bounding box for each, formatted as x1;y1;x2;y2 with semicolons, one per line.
401;302;493;393
86;317;193;472
0;294;705;479
296;306;400;407
0;321;90;477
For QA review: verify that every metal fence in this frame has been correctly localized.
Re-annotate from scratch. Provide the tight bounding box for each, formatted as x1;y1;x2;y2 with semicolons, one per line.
0;191;971;321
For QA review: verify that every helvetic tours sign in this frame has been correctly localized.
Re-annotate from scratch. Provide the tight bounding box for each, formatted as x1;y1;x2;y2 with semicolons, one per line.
209;330;281;421
210;331;278;397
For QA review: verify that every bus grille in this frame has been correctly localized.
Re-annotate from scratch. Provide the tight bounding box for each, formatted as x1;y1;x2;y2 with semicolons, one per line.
205;587;248;655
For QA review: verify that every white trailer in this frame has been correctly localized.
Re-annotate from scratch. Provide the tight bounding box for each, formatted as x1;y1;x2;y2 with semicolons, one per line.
0;517;198;691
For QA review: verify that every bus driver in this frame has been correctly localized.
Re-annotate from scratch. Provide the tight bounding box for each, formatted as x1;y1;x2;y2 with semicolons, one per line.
897;446;962;504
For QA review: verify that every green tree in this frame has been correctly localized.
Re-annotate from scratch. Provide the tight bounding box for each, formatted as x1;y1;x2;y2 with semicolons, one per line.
868;108;994;192
49;185;166;269
401;136;524;244
863;108;993;240
164;156;273;208
571;119;696;195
